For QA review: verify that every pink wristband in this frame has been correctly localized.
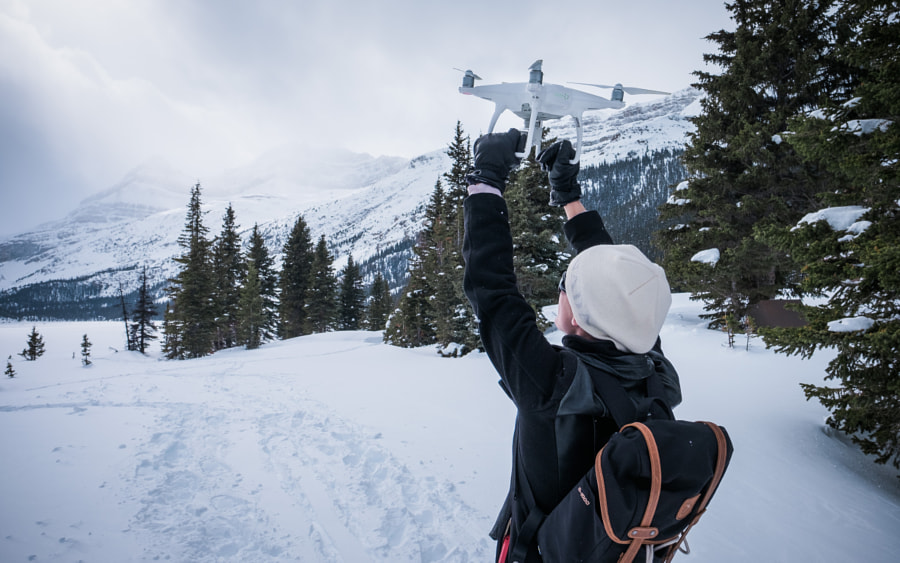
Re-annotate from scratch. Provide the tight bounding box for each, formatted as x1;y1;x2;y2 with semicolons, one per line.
467;183;503;197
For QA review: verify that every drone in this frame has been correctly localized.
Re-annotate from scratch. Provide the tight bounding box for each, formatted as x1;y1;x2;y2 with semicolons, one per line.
457;60;669;164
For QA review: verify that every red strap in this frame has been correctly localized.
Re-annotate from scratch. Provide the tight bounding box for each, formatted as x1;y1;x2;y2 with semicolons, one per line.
498;533;510;563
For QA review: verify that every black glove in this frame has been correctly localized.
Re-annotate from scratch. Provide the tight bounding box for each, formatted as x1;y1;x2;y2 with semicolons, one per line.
538;140;581;206
466;129;527;192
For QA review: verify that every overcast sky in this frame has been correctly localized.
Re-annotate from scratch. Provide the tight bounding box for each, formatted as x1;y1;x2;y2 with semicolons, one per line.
0;0;733;236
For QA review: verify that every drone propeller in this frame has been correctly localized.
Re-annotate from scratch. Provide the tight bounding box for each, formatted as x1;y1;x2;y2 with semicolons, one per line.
455;68;483;89
570;82;670;96
454;68;482;80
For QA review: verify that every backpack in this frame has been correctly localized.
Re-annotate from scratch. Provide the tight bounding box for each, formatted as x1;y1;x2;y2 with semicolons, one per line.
508;349;733;563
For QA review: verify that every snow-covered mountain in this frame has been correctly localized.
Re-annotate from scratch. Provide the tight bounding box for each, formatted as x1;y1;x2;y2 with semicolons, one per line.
0;88;702;319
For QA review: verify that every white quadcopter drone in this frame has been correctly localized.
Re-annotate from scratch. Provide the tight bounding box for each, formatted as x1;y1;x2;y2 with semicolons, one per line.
458;60;669;164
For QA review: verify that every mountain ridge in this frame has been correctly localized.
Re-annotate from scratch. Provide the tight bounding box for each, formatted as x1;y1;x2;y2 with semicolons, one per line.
0;88;701;319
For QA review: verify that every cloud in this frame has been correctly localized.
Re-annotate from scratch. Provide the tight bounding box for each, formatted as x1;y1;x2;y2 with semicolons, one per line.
0;0;733;236
0;7;260;233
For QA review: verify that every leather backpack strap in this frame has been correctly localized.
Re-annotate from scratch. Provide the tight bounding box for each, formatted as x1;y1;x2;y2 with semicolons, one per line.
595;422;663;563
696;421;729;513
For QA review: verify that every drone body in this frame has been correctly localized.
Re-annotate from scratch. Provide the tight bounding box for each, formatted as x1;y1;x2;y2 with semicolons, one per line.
458;60;668;164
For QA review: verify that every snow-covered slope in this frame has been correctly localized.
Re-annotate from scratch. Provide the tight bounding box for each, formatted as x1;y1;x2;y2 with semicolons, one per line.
68;157;196;225
1;294;898;562
0;88;701;307
0;146;420;294
554;88;701;166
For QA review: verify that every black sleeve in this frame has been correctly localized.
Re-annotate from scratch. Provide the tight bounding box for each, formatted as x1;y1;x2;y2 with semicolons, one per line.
462;194;562;411
562;209;614;253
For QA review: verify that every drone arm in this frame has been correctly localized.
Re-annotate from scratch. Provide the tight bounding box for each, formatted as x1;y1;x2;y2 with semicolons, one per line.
487;104;506;134
518;104;541;159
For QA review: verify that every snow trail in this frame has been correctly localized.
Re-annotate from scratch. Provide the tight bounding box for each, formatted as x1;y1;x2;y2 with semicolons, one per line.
114;375;490;562
2;315;899;562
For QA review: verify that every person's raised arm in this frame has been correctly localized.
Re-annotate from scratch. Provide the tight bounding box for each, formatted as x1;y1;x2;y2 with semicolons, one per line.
538;139;581;208
538;139;613;250
462;129;562;406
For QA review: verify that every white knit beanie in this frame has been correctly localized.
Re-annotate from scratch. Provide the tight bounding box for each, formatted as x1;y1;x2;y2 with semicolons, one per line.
566;245;671;354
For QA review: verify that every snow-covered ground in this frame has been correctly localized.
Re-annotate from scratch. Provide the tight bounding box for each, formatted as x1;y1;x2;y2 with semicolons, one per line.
2;294;899;562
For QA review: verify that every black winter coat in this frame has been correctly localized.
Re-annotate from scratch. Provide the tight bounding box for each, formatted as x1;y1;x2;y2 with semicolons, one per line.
462;194;681;563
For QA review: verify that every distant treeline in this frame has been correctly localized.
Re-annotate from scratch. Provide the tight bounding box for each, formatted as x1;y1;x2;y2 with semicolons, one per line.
0;272;166;321
580;148;687;262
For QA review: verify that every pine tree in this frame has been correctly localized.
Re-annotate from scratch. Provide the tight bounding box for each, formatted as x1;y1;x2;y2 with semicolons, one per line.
384;124;483;353
212;204;245;349
762;0;900;474
19;326;45;361
656;0;838;325
238;262;266;349
130;266;158;354
279;215;314;339
422;180;455;346
443;120;473;250
247;224;277;341
440;124;481;352
166;182;216;359
161;302;183;360
384;181;443;348
365;272;393;331
80;334;92;366
338;254;365;330
384;251;436;347
5;357;15;378
306;235;338;333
